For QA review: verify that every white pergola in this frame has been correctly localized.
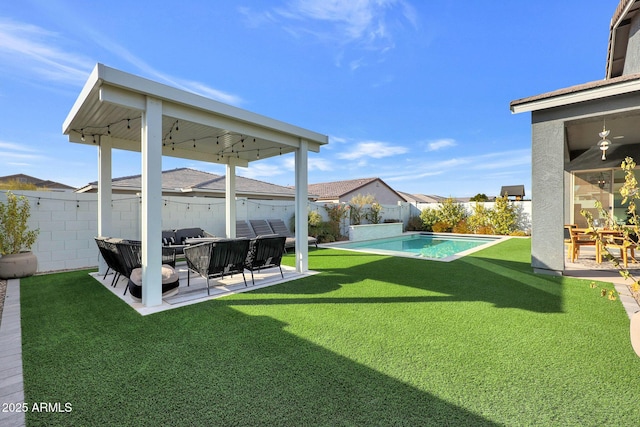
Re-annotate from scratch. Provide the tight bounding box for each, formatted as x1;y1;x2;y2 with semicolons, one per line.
63;64;328;307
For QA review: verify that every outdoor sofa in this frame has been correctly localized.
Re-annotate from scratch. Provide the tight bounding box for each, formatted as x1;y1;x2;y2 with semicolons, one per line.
162;227;215;254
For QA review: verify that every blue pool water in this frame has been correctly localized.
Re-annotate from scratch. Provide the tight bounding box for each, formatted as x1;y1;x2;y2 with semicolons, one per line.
334;233;502;260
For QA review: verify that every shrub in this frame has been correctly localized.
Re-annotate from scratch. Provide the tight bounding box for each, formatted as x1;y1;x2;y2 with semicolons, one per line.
349;194;376;225
432;221;450;233
452;220;471;234
476;225;495;235
509;230;528;236
438;198;467;231
365;202;382;224
0;191;40;255
314;221;336;243
420;208;440;232
407;215;424;231
467;202;493;234
491;195;517;235
323;203;350;239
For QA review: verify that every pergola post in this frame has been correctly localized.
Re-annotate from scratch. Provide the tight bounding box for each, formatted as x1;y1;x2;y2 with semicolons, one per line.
141;97;163;306
226;164;237;238
97;136;112;275
295;139;309;273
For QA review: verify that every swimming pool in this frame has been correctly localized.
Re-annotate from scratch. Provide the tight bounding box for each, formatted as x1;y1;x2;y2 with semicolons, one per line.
326;233;505;261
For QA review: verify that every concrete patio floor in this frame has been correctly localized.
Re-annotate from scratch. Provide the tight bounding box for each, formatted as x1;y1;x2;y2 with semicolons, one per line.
564;245;640;319
91;261;319;316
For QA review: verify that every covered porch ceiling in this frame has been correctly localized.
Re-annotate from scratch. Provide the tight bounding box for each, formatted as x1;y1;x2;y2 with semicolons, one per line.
62;64;328;164
565;109;640;153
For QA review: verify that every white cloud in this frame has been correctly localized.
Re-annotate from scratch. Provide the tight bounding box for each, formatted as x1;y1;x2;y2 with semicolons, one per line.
76;26;245;106
426;138;457;151
246;0;417;63
0;19;92;85
0;17;243;105
383;149;531;184
337;141;408;160
238;161;288;180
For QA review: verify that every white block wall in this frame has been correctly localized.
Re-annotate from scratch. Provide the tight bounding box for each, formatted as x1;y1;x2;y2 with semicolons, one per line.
0;191;420;274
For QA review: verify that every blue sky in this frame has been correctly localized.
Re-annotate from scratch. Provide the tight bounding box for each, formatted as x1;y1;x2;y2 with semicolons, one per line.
0;0;619;197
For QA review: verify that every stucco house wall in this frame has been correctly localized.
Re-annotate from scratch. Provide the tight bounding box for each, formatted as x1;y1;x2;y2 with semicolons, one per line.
339;180;404;205
524;90;640;274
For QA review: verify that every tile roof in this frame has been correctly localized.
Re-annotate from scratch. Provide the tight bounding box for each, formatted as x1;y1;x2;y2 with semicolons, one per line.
80;167;295;196
0;174;75;190
398;192;447;203
307;177;380;199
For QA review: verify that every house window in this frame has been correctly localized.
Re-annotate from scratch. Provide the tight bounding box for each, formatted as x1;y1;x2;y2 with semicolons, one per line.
572;169;626;227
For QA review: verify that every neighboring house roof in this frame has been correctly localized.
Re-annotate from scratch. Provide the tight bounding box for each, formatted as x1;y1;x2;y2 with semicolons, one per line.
0;174;75;191
500;185;525;198
75;168;301;199
398;192;447;204
307;177;407;202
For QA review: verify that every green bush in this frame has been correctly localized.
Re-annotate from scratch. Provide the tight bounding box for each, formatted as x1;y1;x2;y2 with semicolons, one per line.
419;208;440;231
323;203;350;239
365;202;382;224
467;202;493;234
407;215;424;231
438;198;467;230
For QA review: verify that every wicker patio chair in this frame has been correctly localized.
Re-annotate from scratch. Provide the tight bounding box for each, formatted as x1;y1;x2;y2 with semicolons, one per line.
244;235;286;285
183;238;250;295
95;237;127;287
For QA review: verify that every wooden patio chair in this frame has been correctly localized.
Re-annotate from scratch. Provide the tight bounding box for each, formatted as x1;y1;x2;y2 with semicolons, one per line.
566;226;596;263
183;238;250;295
601;234;637;267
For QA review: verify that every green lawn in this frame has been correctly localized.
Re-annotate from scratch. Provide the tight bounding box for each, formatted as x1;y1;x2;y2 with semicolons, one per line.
20;238;640;426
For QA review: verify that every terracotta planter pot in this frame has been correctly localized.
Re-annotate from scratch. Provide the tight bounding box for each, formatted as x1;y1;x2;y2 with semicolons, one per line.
0;252;38;279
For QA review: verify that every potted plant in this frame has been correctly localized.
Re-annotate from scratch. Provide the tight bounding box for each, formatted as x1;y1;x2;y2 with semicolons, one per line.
0;191;39;279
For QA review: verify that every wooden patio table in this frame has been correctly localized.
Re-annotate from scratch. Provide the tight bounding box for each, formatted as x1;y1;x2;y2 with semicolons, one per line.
574;228;627;264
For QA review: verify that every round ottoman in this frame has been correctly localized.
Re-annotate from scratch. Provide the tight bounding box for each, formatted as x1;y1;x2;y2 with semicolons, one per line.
128;265;179;302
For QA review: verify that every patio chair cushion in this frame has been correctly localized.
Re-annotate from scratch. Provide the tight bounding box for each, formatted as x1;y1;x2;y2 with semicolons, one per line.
128;265;179;302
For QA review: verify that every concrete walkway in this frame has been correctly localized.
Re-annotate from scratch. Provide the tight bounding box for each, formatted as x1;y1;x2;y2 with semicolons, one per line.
0;279;25;427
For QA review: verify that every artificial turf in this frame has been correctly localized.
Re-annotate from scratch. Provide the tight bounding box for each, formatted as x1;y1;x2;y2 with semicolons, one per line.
19;238;640;426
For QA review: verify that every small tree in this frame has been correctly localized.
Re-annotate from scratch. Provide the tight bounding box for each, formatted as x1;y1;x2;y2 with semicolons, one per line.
467;202;493;234
0;192;40;255
438;197;467;232
490;195;517;235
470;193;489;202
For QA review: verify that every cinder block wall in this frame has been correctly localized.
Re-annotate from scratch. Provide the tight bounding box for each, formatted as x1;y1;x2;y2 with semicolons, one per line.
0;191;418;273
